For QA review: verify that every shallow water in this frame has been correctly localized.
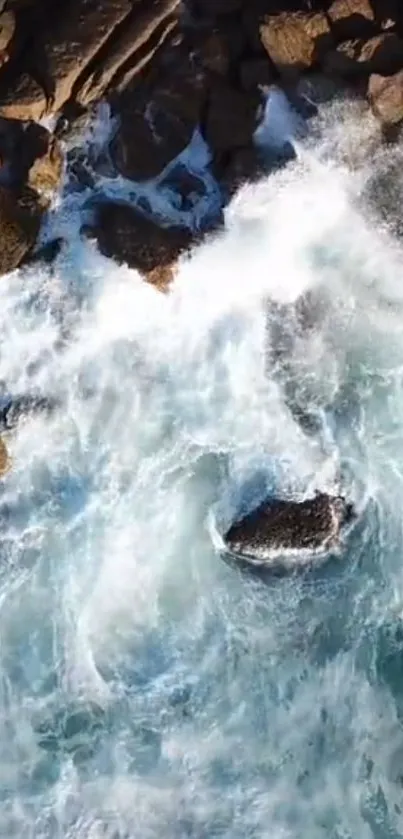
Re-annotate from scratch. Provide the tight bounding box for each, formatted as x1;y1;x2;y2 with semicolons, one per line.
1;96;403;838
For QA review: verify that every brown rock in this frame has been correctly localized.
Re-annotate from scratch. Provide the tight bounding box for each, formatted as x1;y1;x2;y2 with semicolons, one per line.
0;10;15;50
324;33;403;78
224;493;355;563
239;57;274;91
75;0;180;106
327;0;376;40
26;131;63;207
260;11;333;75
368;70;403;124
107;14;178;96
86;201;195;289
0;437;10;476
0;71;46;121
205;84;260;153
111;61;207;181
33;0;132;115
0;185;41;276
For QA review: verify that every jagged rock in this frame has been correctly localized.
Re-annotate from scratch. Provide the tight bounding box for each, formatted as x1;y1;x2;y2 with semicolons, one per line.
75;0;180;106
260;11;333;75
327;0;376;40
324;33;403;78
111;59;207;181
0;72;46;121
224;493;355;563
85;201;196;290
205;83;261;153
368;70;403;125
0;185;41;276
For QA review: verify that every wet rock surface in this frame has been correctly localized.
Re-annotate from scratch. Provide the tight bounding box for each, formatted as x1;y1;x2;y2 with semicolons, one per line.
224;493;355;563
85;201;198;290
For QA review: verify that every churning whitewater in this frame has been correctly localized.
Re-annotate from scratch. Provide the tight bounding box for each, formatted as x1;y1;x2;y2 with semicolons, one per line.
2;94;403;838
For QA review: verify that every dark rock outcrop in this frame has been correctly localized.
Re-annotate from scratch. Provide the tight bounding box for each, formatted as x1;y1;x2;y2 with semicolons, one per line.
85;201;197;290
224;493;355;562
205;83;261;153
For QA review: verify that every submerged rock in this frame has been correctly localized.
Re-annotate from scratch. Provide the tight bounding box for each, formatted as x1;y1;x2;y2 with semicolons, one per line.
224;493;355;563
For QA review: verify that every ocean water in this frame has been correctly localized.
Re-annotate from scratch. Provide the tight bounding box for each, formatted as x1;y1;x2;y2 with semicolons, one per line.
1;91;403;838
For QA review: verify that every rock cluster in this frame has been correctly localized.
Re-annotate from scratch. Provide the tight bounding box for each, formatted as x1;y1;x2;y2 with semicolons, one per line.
0;0;401;282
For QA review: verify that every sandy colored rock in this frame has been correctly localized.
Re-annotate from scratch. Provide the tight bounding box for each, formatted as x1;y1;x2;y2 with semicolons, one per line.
0;10;15;50
0;437;10;476
26;131;63;207
368;70;403;124
260;11;332;74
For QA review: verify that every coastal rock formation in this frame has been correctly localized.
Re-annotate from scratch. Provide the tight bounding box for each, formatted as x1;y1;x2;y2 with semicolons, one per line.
368;70;403;125
0;184;41;275
85;201;196;290
224;493;355;562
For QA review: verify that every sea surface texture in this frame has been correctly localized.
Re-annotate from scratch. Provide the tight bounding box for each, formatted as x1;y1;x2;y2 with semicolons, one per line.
1;94;403;838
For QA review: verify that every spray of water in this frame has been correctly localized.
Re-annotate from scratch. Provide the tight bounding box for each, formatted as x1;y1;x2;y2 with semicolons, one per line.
0;92;403;838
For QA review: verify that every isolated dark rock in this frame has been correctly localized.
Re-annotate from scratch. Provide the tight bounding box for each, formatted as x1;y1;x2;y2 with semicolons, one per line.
260;11;333;75
368;71;403;125
86;201;196;289
224;493;354;561
239;57;274;91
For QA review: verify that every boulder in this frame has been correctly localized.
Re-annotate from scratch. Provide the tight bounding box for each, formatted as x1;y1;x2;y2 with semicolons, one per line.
204;83;261;153
111;60;207;181
0;185;41;276
327;0;376;40
85;201;196;290
197;31;230;77
260;11;333;75
368;70;403;125
324;33;403;78
224;493;355;563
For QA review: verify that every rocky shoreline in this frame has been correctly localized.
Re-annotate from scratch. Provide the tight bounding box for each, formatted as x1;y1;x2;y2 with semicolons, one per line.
0;0;399;558
0;0;400;284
